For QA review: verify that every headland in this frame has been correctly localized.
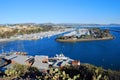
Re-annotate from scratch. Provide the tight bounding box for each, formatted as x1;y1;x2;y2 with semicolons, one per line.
56;28;114;42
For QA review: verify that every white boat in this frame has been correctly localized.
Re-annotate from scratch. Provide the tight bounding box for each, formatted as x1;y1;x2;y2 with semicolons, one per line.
40;37;43;39
54;54;69;60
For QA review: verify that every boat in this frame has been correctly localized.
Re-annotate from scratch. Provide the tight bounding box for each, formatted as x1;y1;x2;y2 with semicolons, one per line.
40;37;43;39
54;54;69;60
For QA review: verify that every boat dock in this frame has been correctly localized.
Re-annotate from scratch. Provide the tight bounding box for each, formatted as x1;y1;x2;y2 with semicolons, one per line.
9;28;73;41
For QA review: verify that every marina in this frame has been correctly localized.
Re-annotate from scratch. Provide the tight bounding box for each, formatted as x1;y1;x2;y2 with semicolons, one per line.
0;27;120;70
0;28;73;42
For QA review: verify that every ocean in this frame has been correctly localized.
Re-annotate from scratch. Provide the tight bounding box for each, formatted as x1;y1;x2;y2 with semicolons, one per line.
0;27;120;70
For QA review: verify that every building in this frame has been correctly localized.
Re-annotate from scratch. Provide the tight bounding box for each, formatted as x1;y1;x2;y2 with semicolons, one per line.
72;60;80;66
5;54;33;66
5;54;49;70
33;55;49;70
0;56;11;68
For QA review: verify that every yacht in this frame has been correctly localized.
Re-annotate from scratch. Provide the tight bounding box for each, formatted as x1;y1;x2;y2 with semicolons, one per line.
54;54;69;60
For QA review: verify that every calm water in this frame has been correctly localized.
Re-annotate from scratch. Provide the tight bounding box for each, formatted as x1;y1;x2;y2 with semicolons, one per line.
0;27;120;70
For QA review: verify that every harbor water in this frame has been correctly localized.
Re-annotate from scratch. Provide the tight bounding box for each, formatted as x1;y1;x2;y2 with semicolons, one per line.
0;27;120;70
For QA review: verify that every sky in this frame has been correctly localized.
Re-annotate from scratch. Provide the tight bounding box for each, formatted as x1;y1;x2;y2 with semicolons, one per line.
0;0;120;24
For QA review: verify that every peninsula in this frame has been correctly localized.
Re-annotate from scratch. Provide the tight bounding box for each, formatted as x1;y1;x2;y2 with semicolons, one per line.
56;28;114;42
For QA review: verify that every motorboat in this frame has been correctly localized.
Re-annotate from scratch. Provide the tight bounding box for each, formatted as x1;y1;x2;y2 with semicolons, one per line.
54;54;69;60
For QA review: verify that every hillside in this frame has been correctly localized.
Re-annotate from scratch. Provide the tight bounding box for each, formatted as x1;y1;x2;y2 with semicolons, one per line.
0;26;43;38
0;63;120;80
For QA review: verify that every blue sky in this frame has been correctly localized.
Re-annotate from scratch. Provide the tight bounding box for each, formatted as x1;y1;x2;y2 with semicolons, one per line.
0;0;120;24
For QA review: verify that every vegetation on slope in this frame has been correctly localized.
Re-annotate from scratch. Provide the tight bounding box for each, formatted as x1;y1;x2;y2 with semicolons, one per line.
0;26;43;38
0;63;120;80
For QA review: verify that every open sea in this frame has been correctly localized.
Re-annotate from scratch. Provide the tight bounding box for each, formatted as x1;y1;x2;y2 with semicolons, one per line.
0;27;120;70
